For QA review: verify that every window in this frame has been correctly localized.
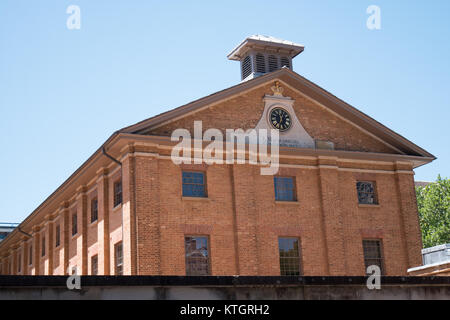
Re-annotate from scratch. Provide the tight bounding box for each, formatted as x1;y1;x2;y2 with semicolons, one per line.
17;253;21;273
114;181;122;207
91;255;98;275
115;242;123;275
255;53;266;73
274;177;296;201
280;56;291;69
29;244;32;265
0;232;7;240
55;224;60;247
91;198;98;223
72;213;77;236
41;236;45;257
268;55;279;72
278;238;302;276
241;56;252;80
185;236;209;276
356;181;378;204
182;172;206;198
362;240;384;275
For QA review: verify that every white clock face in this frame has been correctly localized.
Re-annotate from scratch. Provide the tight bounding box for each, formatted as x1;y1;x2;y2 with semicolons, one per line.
269;107;292;131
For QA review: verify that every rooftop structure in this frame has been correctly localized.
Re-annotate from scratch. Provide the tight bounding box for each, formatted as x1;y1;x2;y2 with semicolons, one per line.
228;35;305;81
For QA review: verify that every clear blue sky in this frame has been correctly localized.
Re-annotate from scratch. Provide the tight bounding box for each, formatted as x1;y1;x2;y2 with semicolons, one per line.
0;1;449;223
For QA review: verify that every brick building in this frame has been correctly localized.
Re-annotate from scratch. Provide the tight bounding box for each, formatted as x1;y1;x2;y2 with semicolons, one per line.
0;36;435;276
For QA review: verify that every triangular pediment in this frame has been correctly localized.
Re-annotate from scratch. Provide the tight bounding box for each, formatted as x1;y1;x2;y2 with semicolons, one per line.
120;68;434;159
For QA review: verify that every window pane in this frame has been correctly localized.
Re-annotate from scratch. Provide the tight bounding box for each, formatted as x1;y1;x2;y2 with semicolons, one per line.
274;177;295;201
41;236;45;257
182;172;206;197
114;181;122;207
115;242;123;275
91;255;98;275
56;225;60;247
363;240;384;275
185;236;209;276
278;238;301;276
72;214;77;235
91;198;98;222
357;182;377;204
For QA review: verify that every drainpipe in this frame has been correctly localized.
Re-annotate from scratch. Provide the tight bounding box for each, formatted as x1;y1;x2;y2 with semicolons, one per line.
17;227;32;238
102;146;122;167
101;146;124;273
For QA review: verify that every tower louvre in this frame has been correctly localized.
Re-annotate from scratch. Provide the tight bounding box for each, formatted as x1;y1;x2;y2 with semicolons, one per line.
227;35;304;81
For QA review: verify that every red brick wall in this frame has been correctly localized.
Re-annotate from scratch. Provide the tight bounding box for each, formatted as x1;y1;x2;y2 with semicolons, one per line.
131;155;421;276
149;83;397;154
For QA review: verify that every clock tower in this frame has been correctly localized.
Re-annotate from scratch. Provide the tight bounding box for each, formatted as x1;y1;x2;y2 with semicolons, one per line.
228;35;315;148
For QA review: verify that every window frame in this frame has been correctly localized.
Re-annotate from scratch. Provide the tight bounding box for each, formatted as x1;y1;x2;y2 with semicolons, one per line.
55;224;60;247
113;180;123;208
91;254;98;276
17;252;21;273
182;171;207;198
362;239;385;275
114;241;123;275
278;237;302;276
91;197;98;223
29;243;33;266
72;213;78;236
41;235;46;257
184;235;210;276
356;181;378;205
274;176;297;202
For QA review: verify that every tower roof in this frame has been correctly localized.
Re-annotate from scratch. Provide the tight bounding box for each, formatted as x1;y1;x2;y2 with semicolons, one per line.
227;35;305;61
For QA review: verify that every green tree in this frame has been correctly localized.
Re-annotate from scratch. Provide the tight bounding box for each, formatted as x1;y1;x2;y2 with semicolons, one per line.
416;175;450;248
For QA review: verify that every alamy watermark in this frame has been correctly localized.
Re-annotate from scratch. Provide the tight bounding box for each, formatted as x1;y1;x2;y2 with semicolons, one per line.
66;266;81;290
366;265;381;290
64;5;381;31
66;5;81;30
171;121;280;175
367;5;381;30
